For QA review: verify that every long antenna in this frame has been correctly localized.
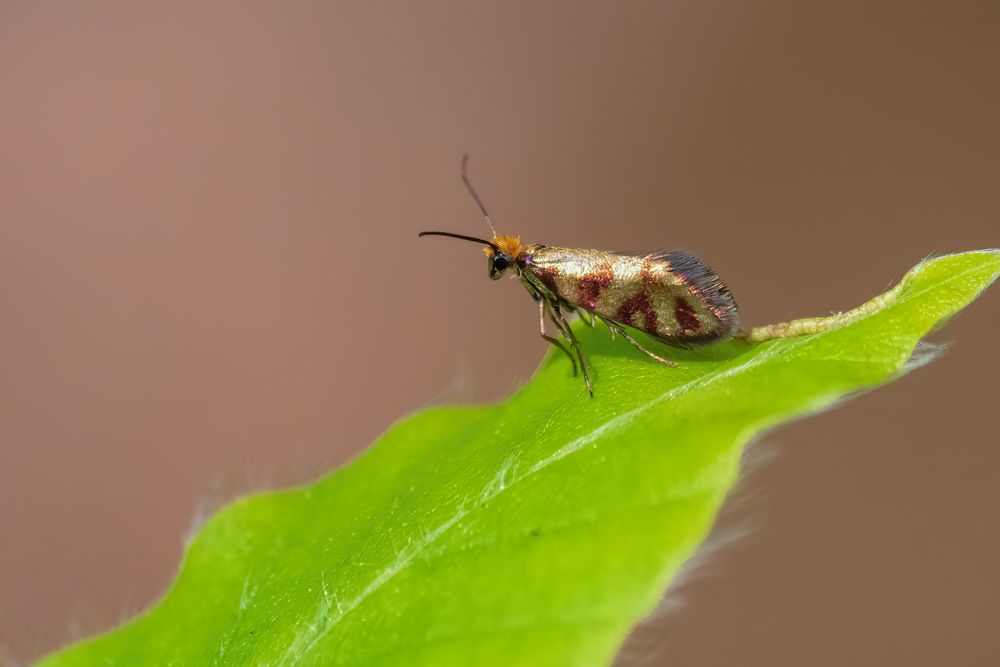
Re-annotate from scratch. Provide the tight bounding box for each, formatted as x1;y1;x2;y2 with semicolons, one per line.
418;230;500;252
461;154;497;237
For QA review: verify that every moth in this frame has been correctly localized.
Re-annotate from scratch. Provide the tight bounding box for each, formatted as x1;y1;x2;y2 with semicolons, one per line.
420;157;739;396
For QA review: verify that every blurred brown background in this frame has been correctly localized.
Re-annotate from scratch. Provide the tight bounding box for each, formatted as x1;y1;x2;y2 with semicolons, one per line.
1;1;998;664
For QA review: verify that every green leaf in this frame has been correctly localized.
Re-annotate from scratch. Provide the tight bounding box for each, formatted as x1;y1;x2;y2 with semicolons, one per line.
40;250;999;667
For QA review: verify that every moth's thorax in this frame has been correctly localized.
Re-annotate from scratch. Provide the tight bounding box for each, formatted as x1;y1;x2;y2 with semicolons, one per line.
514;243;545;264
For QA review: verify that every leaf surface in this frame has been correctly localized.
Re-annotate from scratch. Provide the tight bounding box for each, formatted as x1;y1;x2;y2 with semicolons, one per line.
40;250;1000;667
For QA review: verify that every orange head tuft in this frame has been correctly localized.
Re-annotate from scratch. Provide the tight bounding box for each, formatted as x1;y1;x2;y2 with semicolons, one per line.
490;235;523;259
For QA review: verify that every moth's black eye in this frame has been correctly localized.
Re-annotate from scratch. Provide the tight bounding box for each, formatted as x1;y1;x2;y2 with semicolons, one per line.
489;254;509;280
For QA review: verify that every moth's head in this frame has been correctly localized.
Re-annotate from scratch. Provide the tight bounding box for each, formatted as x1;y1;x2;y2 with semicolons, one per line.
417;231;525;281
482;234;523;280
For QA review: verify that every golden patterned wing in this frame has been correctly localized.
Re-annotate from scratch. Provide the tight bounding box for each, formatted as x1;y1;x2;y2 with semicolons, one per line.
522;247;739;345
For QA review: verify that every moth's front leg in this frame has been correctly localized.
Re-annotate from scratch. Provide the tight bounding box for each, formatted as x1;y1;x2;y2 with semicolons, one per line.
539;300;577;375
549;302;593;397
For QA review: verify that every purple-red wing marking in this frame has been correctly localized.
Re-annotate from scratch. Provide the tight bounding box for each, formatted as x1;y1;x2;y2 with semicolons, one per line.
521;246;739;345
578;273;614;309
616;292;659;333
673;298;702;334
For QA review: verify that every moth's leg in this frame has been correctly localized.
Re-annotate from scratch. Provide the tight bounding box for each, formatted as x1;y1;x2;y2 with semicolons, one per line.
550;303;593;397
605;317;617;340
539;300;577;375
599;317;677;367
547;303;582;364
576;308;596;327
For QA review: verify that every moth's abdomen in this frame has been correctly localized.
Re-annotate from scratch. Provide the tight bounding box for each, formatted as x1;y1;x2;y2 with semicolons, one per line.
524;247;739;345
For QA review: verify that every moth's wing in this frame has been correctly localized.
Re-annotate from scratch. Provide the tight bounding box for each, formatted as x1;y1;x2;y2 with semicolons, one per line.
642;249;740;344
524;245;740;345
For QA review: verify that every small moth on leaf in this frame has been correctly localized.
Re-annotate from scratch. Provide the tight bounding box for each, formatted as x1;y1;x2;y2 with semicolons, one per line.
420;157;739;397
